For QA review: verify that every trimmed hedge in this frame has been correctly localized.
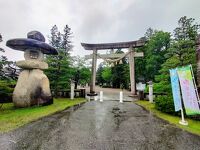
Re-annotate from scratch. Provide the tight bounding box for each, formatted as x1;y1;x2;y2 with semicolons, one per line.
155;95;176;115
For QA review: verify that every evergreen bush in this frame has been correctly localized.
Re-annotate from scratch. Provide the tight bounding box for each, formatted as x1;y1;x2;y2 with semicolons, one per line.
155;95;176;115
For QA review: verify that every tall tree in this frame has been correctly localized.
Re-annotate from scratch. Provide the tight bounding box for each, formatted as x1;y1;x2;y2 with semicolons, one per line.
0;34;18;80
62;25;73;54
135;29;171;82
71;56;91;89
46;25;73;95
102;66;112;86
111;49;129;89
0;34;18;102
96;63;105;86
155;16;200;93
0;33;4;52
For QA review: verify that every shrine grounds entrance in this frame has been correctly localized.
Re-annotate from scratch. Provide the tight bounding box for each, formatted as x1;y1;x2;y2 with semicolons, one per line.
81;38;146;96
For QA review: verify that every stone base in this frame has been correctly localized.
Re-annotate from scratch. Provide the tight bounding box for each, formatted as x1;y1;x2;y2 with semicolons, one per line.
13;69;52;108
128;94;138;98
87;93;98;96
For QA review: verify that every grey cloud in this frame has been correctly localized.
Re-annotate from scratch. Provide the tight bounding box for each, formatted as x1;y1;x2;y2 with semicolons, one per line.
0;0;200;60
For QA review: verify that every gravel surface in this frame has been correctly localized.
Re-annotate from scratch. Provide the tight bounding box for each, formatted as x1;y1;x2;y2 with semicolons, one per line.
0;100;200;150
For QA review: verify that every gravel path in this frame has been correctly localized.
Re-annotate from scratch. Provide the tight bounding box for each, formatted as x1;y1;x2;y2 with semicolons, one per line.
0;100;200;150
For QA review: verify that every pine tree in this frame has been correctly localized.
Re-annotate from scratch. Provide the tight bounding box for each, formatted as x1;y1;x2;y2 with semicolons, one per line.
46;25;73;96
62;25;73;54
135;29;171;82
155;16;200;93
0;33;4;52
71;56;91;89
111;49;129;89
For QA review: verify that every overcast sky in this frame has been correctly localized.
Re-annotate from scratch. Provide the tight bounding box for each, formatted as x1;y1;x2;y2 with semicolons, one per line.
0;0;200;61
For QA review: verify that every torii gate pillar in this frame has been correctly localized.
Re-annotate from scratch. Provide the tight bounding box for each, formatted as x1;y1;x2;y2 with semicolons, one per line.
129;47;136;96
89;49;97;96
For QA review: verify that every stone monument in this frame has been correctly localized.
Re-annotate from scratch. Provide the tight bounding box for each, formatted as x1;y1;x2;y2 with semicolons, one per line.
6;31;58;107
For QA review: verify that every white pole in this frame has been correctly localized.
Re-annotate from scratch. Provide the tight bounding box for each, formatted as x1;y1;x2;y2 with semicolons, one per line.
149;84;153;103
100;91;103;102
179;108;188;126
120;91;123;103
70;82;75;100
94;96;98;101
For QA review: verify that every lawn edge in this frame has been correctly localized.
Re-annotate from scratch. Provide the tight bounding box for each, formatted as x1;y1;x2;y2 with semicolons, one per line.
134;100;200;137
0;100;87;133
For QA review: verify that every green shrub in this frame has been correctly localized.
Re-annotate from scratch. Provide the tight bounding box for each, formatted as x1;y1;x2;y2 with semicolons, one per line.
0;81;15;102
144;82;171;93
155;95;177;115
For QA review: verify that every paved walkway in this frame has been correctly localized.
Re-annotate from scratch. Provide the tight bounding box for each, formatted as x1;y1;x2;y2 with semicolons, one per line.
0;99;200;150
86;86;136;102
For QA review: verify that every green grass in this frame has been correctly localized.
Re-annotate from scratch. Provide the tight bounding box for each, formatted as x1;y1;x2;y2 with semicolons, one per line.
0;98;86;133
135;100;200;136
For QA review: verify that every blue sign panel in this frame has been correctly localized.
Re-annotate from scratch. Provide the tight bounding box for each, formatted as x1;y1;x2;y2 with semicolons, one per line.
170;69;182;111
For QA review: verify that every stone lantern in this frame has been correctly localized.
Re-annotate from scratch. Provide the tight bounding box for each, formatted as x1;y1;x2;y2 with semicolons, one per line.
6;31;58;107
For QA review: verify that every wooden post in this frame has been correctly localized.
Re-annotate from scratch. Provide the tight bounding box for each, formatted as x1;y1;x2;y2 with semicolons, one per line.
90;49;97;95
129;47;136;95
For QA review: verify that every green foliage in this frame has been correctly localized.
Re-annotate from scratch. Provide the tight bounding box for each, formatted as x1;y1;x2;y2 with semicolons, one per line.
152;16;200;115
111;63;129;89
135;29;171;82
96;63;105;86
102;67;112;84
0;81;15;102
45;25;73;93
0;34;18;102
96;49;130;88
155;95;176;114
155;16;199;93
71;56;91;88
46;25;91;92
174;16;200;41
111;49;130;89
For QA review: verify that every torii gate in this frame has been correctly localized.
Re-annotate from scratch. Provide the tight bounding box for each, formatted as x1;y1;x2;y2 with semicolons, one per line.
81;39;145;96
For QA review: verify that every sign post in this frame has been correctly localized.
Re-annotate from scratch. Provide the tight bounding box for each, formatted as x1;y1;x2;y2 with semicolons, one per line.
177;65;200;115
170;69;188;125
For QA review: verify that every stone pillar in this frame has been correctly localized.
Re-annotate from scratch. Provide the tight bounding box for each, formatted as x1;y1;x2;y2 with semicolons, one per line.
149;81;153;103
129;47;136;95
90;49;97;95
70;81;75;100
196;34;200;88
